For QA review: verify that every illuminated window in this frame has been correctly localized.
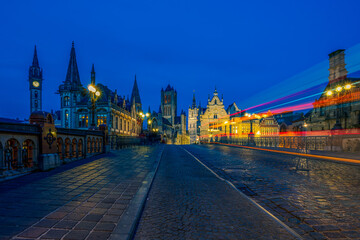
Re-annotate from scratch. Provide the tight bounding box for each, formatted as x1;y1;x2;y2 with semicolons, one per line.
97;114;107;126
78;114;88;128
64;96;70;107
65;110;69;128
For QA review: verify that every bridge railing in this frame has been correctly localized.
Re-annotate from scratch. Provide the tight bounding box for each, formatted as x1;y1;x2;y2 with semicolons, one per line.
215;134;360;153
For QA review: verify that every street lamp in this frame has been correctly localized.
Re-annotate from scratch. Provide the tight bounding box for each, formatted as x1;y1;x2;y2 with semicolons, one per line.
88;84;101;128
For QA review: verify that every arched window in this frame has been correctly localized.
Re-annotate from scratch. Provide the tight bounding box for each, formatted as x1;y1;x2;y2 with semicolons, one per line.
64;96;70;107
34;91;38;98
97;114;107;126
115;117;118;129
214;114;218;119
78;114;88;128
35;100;38;108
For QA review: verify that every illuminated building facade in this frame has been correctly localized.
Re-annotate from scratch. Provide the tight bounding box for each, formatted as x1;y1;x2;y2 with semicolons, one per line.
58;42;142;137
29;46;43;114
307;49;360;131
200;88;229;141
188;93;202;144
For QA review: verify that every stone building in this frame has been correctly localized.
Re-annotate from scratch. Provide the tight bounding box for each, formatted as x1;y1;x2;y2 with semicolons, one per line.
57;42;143;139
188;93;203;144
306;49;360;131
200;88;229;142
151;84;189;144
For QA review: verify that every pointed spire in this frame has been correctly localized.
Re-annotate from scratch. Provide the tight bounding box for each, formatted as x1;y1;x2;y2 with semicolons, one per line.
214;86;218;96
32;45;39;67
148;106;151;114
65;41;81;86
91;64;95;85
131;74;141;105
192;91;196;108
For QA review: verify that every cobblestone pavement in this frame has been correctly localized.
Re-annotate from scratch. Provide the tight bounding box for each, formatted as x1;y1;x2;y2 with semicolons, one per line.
0;146;161;240
134;145;296;240
183;144;360;240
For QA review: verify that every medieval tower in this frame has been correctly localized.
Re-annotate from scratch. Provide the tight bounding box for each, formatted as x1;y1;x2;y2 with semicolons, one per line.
29;46;43;114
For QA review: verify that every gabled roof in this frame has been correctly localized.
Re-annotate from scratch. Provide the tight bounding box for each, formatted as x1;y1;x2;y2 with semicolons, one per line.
162;117;172;126
0;117;25;124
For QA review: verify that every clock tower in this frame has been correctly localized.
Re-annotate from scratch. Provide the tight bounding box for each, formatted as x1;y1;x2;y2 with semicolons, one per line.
29;45;43;114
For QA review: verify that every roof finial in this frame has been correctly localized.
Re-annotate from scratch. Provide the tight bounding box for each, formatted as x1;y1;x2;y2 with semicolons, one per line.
72;41;74;47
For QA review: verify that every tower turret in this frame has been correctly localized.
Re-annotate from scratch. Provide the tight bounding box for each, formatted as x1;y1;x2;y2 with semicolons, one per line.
29;45;43;114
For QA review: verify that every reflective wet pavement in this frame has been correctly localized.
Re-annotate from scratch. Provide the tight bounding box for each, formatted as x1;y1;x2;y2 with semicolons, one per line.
135;145;296;240
183;144;360;240
0;146;161;240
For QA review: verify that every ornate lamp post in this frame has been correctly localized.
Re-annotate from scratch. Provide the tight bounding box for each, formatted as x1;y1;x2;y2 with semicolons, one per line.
88;84;101;129
327;83;352;130
245;113;261;146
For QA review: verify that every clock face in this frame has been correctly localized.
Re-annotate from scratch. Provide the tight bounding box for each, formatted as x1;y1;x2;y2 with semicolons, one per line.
33;81;40;87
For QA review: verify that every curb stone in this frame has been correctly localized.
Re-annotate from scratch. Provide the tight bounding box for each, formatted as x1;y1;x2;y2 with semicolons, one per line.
109;146;164;240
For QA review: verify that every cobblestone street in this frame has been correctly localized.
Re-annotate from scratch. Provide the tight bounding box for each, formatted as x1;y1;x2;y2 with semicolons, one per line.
1;144;360;240
135;145;296;240
0;146;161;240
183;144;360;240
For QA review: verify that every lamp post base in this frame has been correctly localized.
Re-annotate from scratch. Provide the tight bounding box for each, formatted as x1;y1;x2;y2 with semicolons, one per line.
331;122;342;130
248;133;255;146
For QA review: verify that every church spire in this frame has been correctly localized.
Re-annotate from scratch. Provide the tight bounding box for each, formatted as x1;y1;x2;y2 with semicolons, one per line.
32;45;39;67
65;41;81;86
192;91;196;109
131;74;141;105
91;63;95;85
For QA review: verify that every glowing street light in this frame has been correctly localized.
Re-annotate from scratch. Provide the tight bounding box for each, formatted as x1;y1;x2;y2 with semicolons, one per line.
326;90;333;96
336;86;343;92
87;84;101;128
344;84;352;90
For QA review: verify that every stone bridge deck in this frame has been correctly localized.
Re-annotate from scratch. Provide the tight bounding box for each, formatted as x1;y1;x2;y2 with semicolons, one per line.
0;145;328;239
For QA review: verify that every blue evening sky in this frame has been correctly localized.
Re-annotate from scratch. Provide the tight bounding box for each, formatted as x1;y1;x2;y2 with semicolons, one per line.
1;0;360;119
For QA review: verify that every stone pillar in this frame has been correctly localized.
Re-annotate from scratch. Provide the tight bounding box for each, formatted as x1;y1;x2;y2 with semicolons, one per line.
30;112;60;171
